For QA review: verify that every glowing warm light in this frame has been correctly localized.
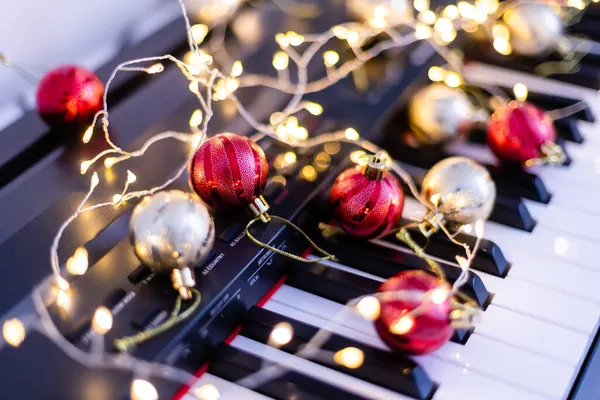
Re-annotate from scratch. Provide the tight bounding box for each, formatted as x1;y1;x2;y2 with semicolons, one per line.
146;63;164;74
127;170;137;184
130;379;158;400
286;116;299;129
332;25;348;39
92;306;113;335
104;157;116;169
184;50;213;67
275;33;290;48
192;133;203;149
300;165;318;182
324;142;341;155
413;0;429;12
475;220;485;238
345;128;360;141
346;30;361;47
323;51;340;67
430;287;449;304
430;193;441;206
57;276;70;291
350;150;366;164
112;194;123;204
82;125;94;144
191;24;209;43
355;296;381;321
56;290;70;311
189;81;200;95
283;152;297;164
194;383;220;400
2;318;26;347
270;112;284;125
444;72;462;88
390;314;415;335
292;124;307;140
189;109;204;128
492;23;510;40
66;247;88;276
513;83;528;102
270;322;294;346
334;347;365;369
286;31;305;46
493;37;512;55
231;60;243;77
80;160;93;175
415;23;432;39
428;66;445;82
456;255;468;270
434;18;452;33
443;5;459;19
567;0;586;10
272;51;289;71
554;237;569;255
225;78;239;92
305;102;324;116
420;10;436;25
458;1;476;19
90;172;100;189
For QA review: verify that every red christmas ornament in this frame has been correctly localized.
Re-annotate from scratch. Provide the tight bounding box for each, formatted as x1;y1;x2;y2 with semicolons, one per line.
487;101;556;164
330;153;404;239
375;270;453;355
190;133;268;208
36;65;104;126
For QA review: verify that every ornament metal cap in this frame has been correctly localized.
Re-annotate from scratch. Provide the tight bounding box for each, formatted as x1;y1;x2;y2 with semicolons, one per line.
249;195;271;223
171;267;196;299
363;151;388;180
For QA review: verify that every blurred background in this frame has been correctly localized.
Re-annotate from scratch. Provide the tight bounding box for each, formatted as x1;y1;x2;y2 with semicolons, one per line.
0;0;181;130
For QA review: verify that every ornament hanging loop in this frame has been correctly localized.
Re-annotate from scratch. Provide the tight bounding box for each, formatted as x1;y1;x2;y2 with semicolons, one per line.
362;151;389;180
249;195;271;223
246;215;337;263
525;141;566;167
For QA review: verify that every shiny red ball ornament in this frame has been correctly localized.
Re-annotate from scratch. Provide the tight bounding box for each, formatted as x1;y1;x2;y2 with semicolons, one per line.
487;101;556;164
375;270;453;355
190;133;268;208
36;65;104;126
330;154;404;239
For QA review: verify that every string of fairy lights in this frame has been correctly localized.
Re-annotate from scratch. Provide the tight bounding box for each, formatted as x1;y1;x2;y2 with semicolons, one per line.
0;0;595;398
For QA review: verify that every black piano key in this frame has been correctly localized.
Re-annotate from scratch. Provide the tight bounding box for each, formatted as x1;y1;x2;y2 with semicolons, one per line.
555;138;572;166
487;166;551;203
242;306;437;400
554;118;585;144
314;236;492;308
523;91;594;124
490;196;536;232
210;344;367;400
284;264;472;344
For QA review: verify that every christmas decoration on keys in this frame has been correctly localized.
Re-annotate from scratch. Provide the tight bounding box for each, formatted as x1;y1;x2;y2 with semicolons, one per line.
346;0;413;28
328;151;404;239
487;101;566;166
190;132;335;263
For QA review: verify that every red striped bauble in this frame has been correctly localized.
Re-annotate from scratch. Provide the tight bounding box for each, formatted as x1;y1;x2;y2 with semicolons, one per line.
190;133;268;208
487;101;556;164
329;165;404;239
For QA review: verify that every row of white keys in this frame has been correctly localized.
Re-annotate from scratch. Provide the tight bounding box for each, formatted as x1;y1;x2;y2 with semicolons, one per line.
266;285;553;399
181;373;272;400
403;197;599;335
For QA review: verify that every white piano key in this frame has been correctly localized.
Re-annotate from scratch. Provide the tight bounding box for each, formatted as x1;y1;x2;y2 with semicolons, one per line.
525;200;600;242
266;289;557;399
181;373;272;400
230;335;413;400
265;300;552;400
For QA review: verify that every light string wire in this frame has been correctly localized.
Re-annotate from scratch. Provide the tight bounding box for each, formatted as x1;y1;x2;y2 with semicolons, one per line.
0;0;593;398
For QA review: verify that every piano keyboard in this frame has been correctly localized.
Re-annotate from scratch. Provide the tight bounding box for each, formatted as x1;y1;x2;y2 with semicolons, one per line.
3;1;600;399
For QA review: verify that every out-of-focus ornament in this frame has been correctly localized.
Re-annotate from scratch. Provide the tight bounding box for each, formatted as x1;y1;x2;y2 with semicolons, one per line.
421;157;496;225
184;0;242;25
130;190;214;298
190;132;269;220
330;152;404;238
487;101;564;166
503;3;563;56
36;65;104;126
375;270;453;354
347;0;413;27
408;83;477;145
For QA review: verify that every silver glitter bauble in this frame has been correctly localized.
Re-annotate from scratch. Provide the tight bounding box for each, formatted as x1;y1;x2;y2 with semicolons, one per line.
421;157;496;225
184;0;242;25
409;83;476;145
130;190;215;274
347;0;413;27
504;3;563;56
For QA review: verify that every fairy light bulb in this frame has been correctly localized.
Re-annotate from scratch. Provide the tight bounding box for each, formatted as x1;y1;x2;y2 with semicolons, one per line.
270;322;294;346
189;81;200;95
513;83;528;102
443;5;459;19
346;30;361;47
189;109;204;128
80;160;93;175
92;306;113;335
355;296;381;321
323;51;340;67
345;128;360;141
56;290;71;311
191;24;209;44
56;276;70;291
492;23;510;40
2;318;26;347
413;0;429;12
458;1;476;19
414;23;432;39
420;10;436;25
231;60;243;77
127;170;137;184
428;66;445;82
332;25;348;39
275;33;290;48
194;384;220;400
66;247;88;276
444;72;462;88
390;314;415;335
146;63;164;74
82;125;94;143
334;347;364;369
493;37;512;55
286;31;304;46
283;151;297;164
130;379;158;400
272;51;289;71
305;102;323;115
456;255;469;271
475;220;485;238
430;287;450;304
112;194;123;204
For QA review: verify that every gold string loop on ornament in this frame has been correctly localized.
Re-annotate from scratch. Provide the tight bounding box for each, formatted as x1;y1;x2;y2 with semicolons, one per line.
524;141;566;167
113;288;201;352
246;215;337;263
